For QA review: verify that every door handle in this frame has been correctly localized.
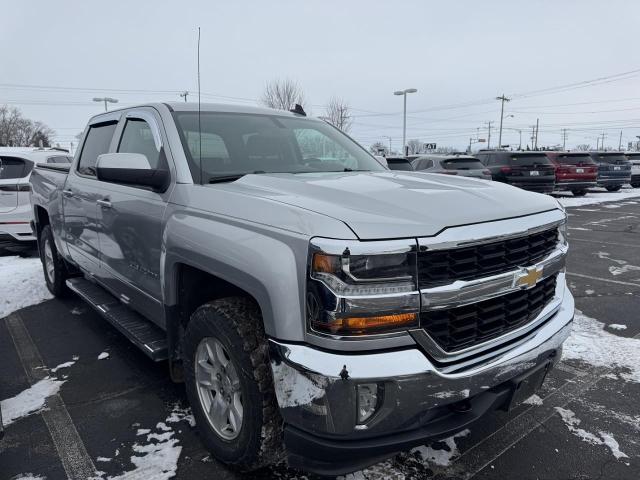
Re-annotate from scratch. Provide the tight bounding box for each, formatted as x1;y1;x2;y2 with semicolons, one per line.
62;189;74;198
97;199;112;209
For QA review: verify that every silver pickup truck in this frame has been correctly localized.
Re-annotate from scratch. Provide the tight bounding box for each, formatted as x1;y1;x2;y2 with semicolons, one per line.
30;103;574;475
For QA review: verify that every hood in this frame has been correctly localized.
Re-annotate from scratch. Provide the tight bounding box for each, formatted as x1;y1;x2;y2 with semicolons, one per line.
213;171;560;239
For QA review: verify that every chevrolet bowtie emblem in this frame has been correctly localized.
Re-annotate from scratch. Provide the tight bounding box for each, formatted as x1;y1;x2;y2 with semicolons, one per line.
516;266;543;289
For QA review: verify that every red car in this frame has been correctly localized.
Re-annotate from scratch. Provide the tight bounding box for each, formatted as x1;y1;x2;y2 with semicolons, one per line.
545;151;598;196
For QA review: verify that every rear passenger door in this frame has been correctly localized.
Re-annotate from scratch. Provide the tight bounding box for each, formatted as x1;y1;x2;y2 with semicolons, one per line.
64;119;118;271
95;109;171;325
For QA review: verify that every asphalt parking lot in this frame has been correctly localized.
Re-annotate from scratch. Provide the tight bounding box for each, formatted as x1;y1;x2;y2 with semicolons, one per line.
1;194;639;480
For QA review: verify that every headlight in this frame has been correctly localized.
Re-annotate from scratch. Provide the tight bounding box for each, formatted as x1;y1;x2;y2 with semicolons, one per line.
307;239;420;336
558;216;568;247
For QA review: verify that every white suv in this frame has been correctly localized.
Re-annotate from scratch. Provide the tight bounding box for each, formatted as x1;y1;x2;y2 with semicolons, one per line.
0;148;71;249
627;152;640;188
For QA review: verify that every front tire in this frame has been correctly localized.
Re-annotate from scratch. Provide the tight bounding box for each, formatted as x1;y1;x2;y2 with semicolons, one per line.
606;185;622;192
571;189;587;197
182;297;283;471
39;225;70;297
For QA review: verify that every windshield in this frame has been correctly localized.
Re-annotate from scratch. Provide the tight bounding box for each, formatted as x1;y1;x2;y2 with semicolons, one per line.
386;159;414;171
172;112;384;183
594;153;628;164
509;154;552;166
556;154;595;165
442;158;484;170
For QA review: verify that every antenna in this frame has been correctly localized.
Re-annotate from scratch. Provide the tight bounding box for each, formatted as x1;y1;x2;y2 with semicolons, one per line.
197;27;202;184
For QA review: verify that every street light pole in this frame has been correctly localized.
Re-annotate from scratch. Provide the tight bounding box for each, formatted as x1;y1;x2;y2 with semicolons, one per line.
179;91;189;102
496;94;511;149
92;97;118;112
394;88;417;156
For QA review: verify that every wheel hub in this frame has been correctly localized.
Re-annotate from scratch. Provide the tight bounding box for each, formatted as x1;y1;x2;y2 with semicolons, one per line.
43;238;55;284
195;337;243;440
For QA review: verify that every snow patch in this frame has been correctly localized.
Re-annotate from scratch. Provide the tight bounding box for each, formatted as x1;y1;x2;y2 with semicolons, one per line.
96;457;112;463
1;377;65;426
0;256;52;319
523;394;543;405
608;324;627;331
271;361;328;408
554;408;628;459
50;360;76;373
165;404;196;427
557;188;640;208
98;352;110;360
412;429;470;466
585;289;595;295
562;310;640;383
12;475;46;480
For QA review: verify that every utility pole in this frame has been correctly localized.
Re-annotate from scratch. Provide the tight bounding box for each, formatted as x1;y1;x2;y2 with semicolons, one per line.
618;130;623;150
534;118;539;150
496;94;511;149
384;136;393;155
518;129;522;150
561;129;568;150
179;91;189;102
601;132;607;150
485;121;493;149
530;125;536;150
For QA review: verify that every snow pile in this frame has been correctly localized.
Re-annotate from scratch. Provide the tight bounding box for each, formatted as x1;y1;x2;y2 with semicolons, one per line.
98;352;110;360
412;429;470;467
608;324;627;331
50;360;76;373
0;256;52;319
554;407;628;460
563;310;640;383
1;377;64;426
556;189;640;208
11;475;46;480
523;394;543;406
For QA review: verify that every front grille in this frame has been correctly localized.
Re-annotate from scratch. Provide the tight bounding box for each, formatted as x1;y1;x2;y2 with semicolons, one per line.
420;275;557;352
418;227;558;289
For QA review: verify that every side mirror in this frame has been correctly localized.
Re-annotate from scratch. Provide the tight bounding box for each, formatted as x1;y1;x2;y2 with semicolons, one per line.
96;153;170;192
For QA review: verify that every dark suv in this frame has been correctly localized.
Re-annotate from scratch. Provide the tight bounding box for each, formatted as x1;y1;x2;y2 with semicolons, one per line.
588;152;632;191
545;151;598;197
475;150;555;194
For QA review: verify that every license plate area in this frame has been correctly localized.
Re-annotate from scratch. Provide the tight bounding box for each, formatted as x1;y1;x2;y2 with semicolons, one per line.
530;170;540;176
614;166;621;170
576;168;584;173
504;362;551;411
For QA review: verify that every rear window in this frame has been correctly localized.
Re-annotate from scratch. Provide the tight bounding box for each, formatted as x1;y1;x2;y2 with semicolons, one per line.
593;154;628;164
509;154;552;166
386;159;413;171
0;157;27;179
48;156;72;164
442;158;484;170
555;154;595;165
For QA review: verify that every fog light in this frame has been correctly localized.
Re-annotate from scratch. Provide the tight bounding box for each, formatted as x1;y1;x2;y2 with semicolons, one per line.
357;383;379;424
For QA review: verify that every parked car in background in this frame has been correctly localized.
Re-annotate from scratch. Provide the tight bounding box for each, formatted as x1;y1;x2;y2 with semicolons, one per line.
625;152;640;188
0;147;71;250
588;151;632;191
405;154;492;179
474;150;556;194
385;156;414;171
545;151;598;197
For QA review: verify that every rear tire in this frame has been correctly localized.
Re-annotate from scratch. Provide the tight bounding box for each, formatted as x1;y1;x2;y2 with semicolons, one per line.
605;185;622;192
39;225;70;297
182;297;283;471
631;183;640;188
571;189;587;197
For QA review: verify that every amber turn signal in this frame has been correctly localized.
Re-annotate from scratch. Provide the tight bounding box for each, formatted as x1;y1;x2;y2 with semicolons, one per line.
312;253;339;273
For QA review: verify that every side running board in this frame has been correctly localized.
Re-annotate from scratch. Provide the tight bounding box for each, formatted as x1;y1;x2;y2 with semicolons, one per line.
66;277;168;361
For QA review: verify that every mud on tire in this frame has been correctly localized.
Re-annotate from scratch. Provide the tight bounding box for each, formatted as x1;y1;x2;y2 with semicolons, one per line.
182;297;284;471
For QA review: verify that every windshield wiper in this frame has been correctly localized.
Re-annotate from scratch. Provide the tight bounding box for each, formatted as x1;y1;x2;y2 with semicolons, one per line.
208;171;266;184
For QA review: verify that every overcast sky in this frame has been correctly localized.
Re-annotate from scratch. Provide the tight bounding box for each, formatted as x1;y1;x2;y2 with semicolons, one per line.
3;0;640;153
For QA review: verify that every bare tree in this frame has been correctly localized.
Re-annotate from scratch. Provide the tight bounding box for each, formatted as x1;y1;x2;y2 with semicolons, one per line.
574;144;591;151
0;105;55;147
406;139;423;155
435;146;456;154
260;78;306;112
369;141;388;156
322;96;352;133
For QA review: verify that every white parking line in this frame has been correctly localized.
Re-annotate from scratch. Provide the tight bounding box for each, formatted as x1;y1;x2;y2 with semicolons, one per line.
5;312;96;480
567;272;640;288
567;237;640;249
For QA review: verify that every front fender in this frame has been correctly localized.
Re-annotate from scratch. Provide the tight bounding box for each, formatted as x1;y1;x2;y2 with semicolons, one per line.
162;206;311;341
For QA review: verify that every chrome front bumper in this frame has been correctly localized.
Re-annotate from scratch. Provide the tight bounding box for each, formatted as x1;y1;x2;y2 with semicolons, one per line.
269;277;574;439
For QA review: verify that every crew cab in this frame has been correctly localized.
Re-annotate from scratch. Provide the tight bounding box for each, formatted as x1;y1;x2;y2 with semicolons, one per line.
625;152;640;188
545;151;598;197
475;150;556;194
0;147;71;250
30;103;574;475
588;151;632;191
